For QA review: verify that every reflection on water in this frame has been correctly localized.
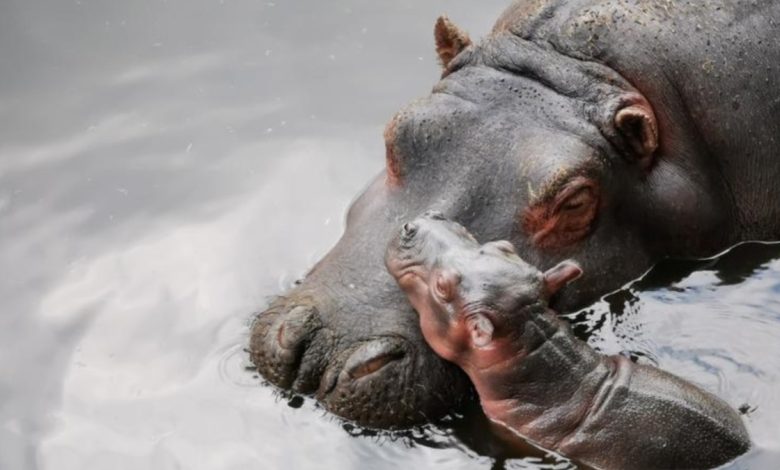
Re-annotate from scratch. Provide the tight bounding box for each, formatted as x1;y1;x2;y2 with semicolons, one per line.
0;1;777;469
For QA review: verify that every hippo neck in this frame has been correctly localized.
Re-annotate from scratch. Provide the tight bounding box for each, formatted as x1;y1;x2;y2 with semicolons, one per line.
468;309;611;447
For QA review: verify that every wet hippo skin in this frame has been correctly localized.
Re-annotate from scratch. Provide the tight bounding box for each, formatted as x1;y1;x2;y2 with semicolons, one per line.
386;213;750;470
250;0;780;427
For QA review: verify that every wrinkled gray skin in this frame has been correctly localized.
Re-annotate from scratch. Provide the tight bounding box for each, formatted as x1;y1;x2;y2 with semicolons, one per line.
385;213;750;470
251;0;780;427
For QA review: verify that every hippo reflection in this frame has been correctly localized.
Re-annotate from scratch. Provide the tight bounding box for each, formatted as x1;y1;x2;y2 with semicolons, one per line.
251;0;780;427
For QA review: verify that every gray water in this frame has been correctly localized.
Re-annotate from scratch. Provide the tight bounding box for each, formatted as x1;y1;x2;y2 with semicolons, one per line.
0;1;777;469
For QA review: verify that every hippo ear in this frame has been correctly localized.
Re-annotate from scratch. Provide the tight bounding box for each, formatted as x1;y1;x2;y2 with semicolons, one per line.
434;16;472;69
466;313;494;348
543;260;582;298
615;100;659;171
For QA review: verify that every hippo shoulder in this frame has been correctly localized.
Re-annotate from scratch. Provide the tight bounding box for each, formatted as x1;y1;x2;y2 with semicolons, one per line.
562;358;750;469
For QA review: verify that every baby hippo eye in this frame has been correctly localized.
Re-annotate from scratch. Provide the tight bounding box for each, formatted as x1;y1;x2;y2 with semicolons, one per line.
485;240;516;255
434;269;461;303
435;276;453;302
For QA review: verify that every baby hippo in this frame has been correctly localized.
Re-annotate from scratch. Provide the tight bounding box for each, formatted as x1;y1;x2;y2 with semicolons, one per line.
385;212;750;470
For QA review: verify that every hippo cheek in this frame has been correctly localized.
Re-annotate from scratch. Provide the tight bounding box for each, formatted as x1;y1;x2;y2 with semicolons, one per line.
250;297;471;428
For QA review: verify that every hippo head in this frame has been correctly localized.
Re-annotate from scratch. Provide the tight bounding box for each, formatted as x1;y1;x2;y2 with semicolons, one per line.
385;213;582;372
250;14;727;428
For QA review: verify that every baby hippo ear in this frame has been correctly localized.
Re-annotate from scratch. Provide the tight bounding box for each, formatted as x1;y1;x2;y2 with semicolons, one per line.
543;260;583;298
466;313;494;348
434;15;472;69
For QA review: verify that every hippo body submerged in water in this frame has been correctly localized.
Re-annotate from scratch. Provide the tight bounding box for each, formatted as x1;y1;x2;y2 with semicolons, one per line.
251;0;780;427
386;213;750;470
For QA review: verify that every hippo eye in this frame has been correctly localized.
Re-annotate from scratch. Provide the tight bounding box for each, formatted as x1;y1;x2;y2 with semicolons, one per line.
559;187;593;213
521;177;600;250
554;185;598;231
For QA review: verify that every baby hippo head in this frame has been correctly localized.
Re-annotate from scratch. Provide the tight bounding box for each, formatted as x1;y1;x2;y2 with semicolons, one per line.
386;212;582;368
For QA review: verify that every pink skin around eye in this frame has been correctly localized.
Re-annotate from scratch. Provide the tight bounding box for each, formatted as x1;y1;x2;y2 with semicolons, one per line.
521;177;600;250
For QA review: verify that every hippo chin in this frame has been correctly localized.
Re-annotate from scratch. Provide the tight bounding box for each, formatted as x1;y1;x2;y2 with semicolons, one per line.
251;0;780;428
386;213;750;469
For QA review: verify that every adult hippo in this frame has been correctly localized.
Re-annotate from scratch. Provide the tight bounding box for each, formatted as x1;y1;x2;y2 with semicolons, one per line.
385;213;750;469
251;0;780;428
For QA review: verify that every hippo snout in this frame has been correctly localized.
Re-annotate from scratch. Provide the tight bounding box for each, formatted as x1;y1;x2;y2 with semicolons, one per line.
250;289;470;428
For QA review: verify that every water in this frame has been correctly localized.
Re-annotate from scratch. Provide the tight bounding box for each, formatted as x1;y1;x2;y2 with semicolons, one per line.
0;1;777;469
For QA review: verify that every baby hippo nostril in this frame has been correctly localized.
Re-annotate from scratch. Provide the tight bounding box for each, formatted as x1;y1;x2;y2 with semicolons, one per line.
401;222;418;240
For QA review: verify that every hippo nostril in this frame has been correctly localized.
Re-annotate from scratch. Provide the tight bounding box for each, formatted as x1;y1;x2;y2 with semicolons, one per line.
250;303;325;391
276;305;320;350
